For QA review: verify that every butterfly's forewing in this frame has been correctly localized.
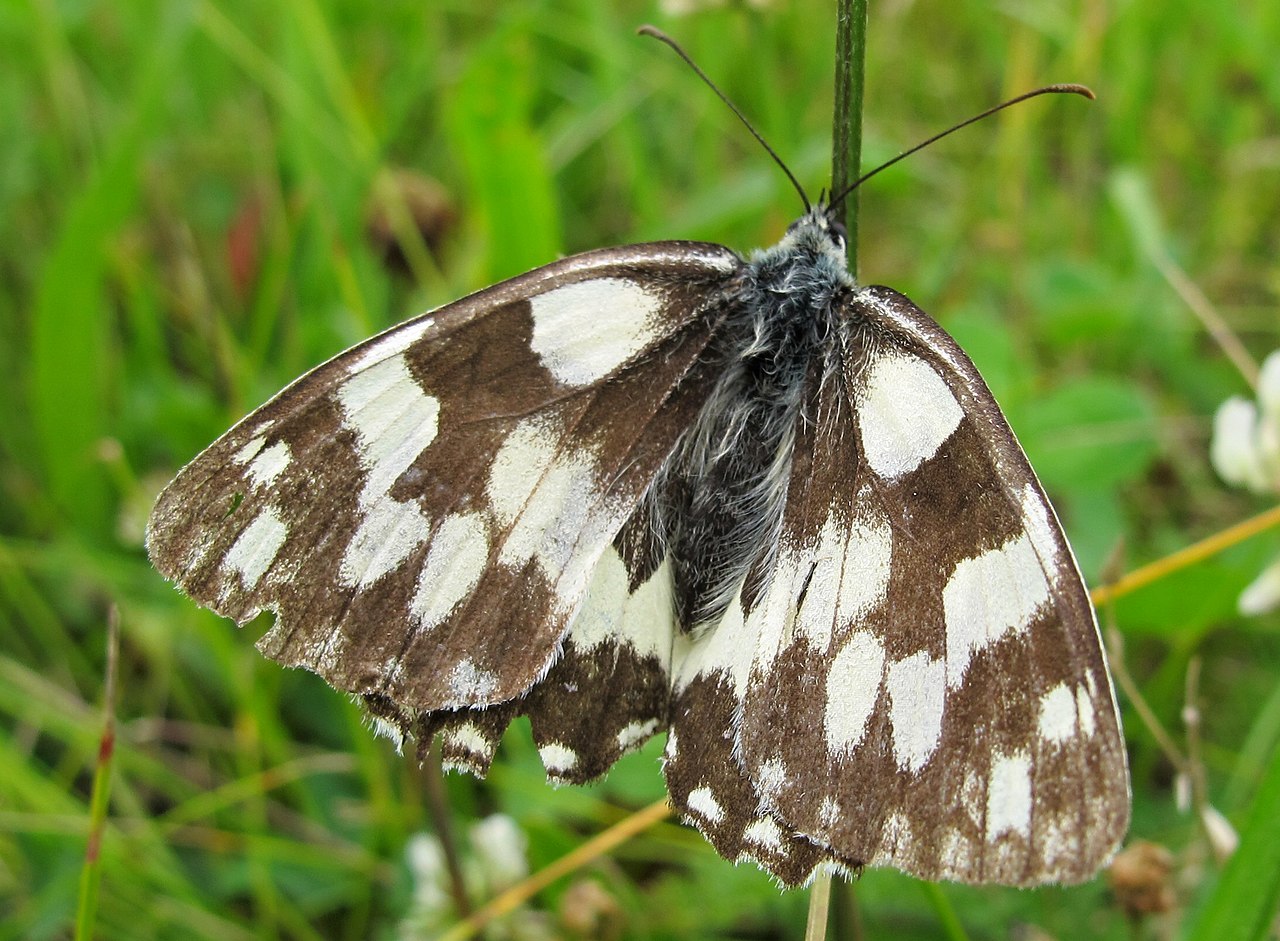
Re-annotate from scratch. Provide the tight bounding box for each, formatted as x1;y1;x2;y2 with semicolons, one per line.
729;285;1128;886
147;243;741;716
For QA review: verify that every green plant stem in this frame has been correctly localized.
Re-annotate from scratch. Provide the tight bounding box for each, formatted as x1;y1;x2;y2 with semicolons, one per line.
804;8;868;941
74;608;119;941
921;881;970;941
831;0;867;275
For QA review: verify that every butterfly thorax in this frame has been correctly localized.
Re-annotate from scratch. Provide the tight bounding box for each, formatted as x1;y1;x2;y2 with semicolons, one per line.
651;210;855;629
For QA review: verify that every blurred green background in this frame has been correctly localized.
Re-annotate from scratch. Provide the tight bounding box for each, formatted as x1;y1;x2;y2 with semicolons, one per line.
3;0;1280;938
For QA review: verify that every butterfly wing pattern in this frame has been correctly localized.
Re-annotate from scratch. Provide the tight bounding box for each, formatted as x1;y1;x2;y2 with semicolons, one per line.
670;282;1128;885
148;207;1129;887
147;242;737;714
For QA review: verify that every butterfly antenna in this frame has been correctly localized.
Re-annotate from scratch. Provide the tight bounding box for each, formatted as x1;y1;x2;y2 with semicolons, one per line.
638;25;811;212
829;84;1095;211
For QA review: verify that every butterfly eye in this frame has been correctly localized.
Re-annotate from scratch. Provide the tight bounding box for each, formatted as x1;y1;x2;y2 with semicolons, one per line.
830;220;848;249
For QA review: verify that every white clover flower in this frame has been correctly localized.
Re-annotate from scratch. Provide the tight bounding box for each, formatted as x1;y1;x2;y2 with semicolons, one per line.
1239;558;1280;616
1261;350;1280;419
398;816;542;941
469;813;529;890
1210;350;1280;614
1199;804;1240;863
406;833;449;909
399;833;451;939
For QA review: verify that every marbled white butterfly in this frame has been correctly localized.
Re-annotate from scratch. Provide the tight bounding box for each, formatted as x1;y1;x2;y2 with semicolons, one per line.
147;39;1129;887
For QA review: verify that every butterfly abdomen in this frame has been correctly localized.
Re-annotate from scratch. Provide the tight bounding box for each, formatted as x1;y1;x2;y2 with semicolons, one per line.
654;214;853;628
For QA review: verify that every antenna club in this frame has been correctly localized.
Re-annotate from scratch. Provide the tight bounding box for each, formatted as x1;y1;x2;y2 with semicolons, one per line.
1045;82;1097;100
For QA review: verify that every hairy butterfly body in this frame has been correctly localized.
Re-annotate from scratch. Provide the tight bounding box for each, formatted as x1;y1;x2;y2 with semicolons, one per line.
148;201;1129;887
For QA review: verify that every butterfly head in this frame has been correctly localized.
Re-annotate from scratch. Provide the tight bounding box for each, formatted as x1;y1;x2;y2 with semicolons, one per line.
783;204;846;255
756;204;854;285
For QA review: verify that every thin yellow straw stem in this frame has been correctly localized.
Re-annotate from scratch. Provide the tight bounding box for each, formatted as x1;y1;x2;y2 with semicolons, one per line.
804;871;832;941
438;798;673;941
1091;503;1280;607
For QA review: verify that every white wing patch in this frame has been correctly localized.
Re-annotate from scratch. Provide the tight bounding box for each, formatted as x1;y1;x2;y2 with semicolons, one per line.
940;829;973;874
338;353;441;499
244;441;291;488
486;418;556;527
539;743;579;774
687;786;726;824
225;507;288;589
836;506;893;626
824;631;886;756
508;451;603;579
986;750;1033;840
744;817;786;850
1076;686;1098;737
309;624;347;672
336;353;439;585
411;512;489;629
568;547;674;661
1038;815;1076;870
674;592;752;696
756;757;789;803
874;812;914;863
444;723;491;758
449;658;498;701
885;650;947;773
857;352;963;480
943;533;1050;688
233;435;268;465
368;715;406;751
340;500;433;588
796;506;893;653
617;718;660;750
529;278;664;386
1037;682;1079;744
749;550;803;670
486;416;616;607
1019;484;1067;589
350;317;433;371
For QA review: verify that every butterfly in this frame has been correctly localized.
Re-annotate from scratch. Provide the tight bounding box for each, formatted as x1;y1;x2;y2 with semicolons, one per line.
146;71;1130;889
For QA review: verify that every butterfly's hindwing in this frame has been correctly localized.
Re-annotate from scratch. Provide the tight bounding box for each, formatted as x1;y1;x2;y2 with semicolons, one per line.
517;514;676;782
664;645;832;885
147;243;741;716
367;513;679;781
424;701;519;775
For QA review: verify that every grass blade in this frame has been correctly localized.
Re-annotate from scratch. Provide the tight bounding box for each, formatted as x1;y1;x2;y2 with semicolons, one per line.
1184;737;1280;941
74;608;119;941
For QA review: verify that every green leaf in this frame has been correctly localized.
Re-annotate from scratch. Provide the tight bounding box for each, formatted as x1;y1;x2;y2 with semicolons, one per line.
1011;376;1159;493
28;6;194;538
443;25;562;283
